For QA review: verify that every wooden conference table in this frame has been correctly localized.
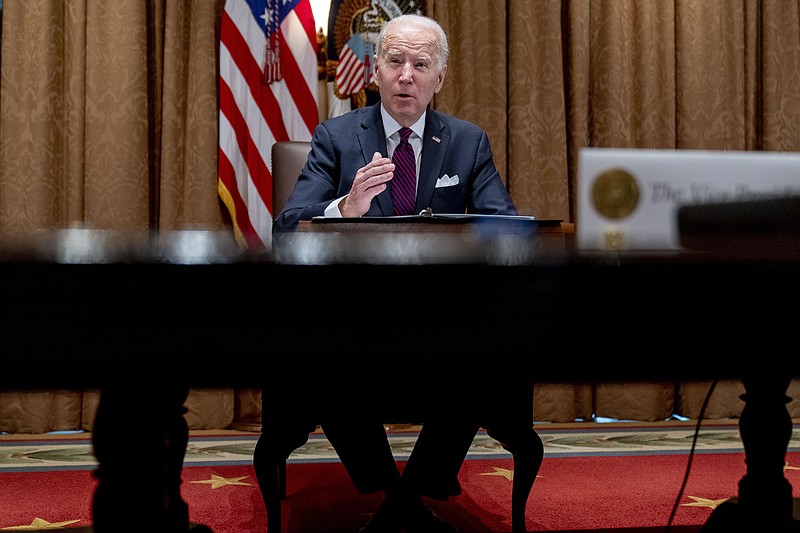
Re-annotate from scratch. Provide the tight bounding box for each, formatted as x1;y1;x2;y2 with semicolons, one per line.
1;220;799;532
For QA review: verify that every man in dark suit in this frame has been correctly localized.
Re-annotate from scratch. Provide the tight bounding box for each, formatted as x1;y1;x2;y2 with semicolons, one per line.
273;18;516;231
272;14;542;533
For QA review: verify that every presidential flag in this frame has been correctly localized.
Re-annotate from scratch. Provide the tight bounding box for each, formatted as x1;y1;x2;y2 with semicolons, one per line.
218;0;319;249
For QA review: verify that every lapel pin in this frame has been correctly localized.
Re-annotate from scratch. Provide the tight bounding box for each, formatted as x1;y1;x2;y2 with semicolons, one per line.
432;136;441;143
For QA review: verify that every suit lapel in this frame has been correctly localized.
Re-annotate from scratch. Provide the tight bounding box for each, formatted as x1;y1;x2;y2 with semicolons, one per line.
416;111;447;213
357;105;392;216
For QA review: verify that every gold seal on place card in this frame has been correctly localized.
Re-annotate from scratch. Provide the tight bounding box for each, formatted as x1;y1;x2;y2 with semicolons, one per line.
591;169;640;219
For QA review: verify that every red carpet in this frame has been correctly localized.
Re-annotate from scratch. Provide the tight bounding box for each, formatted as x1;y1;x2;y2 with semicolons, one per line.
3;450;797;532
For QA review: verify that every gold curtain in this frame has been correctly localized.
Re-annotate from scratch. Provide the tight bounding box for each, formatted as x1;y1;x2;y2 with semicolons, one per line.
0;0;235;433
0;0;226;232
2;0;800;432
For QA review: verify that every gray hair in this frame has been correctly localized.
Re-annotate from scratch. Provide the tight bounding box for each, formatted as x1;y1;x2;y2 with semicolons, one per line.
376;14;449;72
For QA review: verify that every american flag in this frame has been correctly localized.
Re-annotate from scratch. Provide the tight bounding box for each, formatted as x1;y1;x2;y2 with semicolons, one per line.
335;33;373;97
218;0;319;249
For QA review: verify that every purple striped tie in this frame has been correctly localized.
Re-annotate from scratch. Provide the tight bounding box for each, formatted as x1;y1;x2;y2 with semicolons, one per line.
391;127;416;216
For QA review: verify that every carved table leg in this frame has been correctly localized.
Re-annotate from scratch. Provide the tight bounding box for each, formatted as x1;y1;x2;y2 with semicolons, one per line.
92;382;201;533
701;374;800;533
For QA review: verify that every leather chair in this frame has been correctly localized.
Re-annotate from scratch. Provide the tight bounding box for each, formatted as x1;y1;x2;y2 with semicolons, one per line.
270;140;311;216
253;140;543;533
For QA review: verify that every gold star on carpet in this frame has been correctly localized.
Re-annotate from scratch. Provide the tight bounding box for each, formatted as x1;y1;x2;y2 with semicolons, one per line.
2;517;82;530
479;467;514;481
680;496;730;509
190;474;252;489
785;461;799;472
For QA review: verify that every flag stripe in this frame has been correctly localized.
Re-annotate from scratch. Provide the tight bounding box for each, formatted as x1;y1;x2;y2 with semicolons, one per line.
219;111;273;245
218;80;272;209
276;29;318;136
217;149;264;249
221;14;289;142
218;0;318;249
336;47;368;95
336;51;364;94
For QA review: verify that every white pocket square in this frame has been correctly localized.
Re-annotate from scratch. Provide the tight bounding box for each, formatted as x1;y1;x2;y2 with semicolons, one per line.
435;174;460;188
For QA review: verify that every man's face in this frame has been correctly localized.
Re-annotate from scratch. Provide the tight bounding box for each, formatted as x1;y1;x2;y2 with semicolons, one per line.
374;23;447;127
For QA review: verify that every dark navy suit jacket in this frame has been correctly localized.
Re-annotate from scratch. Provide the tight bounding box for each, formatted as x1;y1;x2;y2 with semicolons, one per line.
273;103;517;232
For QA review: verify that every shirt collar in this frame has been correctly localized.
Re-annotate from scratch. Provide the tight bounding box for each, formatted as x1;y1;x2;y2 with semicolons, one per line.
380;105;425;141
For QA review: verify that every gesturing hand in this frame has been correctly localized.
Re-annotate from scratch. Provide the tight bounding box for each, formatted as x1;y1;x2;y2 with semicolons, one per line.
339;152;394;217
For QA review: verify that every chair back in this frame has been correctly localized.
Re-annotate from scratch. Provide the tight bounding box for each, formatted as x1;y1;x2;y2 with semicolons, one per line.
271;141;311;218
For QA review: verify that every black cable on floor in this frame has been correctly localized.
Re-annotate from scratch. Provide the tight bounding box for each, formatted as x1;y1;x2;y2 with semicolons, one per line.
664;377;719;533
